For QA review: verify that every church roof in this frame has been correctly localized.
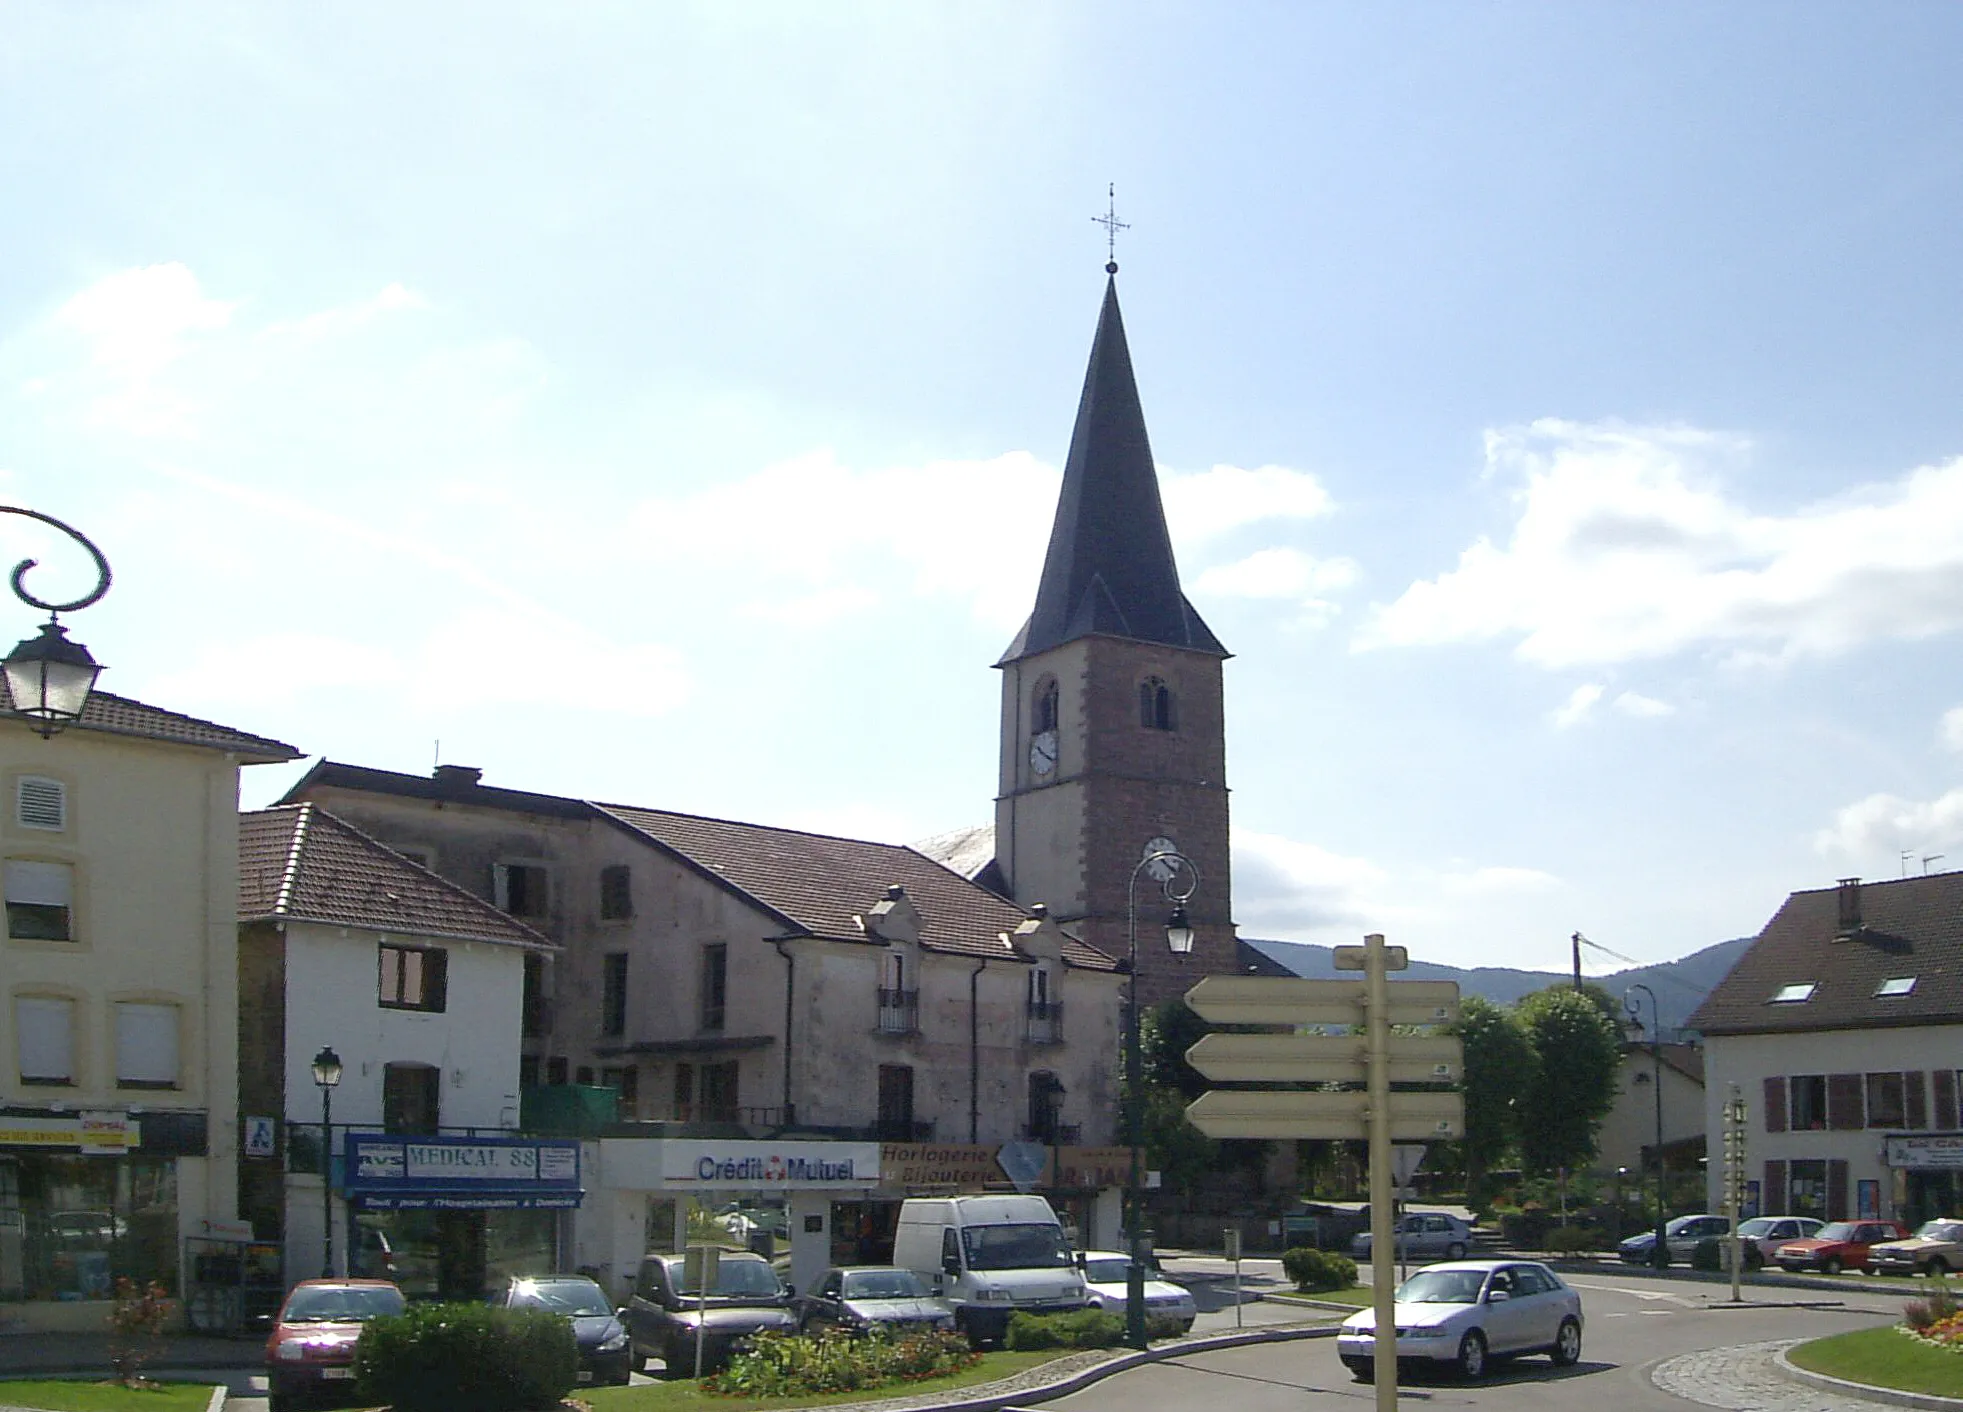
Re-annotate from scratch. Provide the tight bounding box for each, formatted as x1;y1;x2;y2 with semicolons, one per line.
1000;276;1227;665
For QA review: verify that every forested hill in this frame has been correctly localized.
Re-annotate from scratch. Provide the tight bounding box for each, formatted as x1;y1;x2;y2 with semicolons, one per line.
1239;935;1753;1037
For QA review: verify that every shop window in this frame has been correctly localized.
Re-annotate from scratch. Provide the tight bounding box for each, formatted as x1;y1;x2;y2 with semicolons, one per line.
11;1152;179;1302
379;944;447;1012
382;1062;441;1134
16;996;74;1085
493;862;549;919
16;776;66;831
6;860;73;941
1867;1072;1907;1128
1788;1159;1828;1219
1791;1074;1827;1130
600;865;633;921
1138;677;1177;732
602;953;629;1036
700;944;727;1031
114;1002;179;1089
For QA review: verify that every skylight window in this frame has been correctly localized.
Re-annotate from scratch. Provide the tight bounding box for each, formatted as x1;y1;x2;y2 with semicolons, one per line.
1770;982;1817;1004
1876;976;1918;998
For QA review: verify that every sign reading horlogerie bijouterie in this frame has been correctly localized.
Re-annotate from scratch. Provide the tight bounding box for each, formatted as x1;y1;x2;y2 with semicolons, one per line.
1885;1134;1963;1169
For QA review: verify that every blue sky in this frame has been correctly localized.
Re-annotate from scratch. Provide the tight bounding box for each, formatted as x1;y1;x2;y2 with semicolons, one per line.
8;3;1963;971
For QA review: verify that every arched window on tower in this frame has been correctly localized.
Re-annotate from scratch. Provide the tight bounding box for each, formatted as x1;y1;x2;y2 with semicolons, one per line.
1139;677;1177;732
1033;679;1059;735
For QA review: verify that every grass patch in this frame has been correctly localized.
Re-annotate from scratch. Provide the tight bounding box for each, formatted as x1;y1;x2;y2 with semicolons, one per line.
583;1349;1073;1411
1787;1326;1963;1399
1263;1284;1371;1308
0;1382;223;1412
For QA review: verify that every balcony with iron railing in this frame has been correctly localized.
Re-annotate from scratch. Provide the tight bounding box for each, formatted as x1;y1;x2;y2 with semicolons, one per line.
873;1118;936;1142
1025;998;1063;1045
1021;1122;1081;1145
876;987;919;1035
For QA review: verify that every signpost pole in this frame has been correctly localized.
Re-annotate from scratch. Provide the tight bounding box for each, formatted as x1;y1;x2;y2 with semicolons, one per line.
1224;1228;1243;1328
1364;934;1398;1412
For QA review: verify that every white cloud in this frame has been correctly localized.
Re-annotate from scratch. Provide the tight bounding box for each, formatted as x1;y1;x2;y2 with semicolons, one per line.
1815;788;1963;858
1941;707;1963;752
1359;418;1963;668
1613;690;1674;718
1162;463;1334;541
1440;864;1560;895
1232;827;1403;936
52;263;237;436
1550;683;1604;728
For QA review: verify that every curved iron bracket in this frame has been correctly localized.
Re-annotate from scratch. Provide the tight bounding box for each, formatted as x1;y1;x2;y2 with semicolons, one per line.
0;506;112;615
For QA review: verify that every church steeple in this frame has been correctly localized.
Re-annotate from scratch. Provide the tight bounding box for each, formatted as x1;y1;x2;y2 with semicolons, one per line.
999;276;1227;665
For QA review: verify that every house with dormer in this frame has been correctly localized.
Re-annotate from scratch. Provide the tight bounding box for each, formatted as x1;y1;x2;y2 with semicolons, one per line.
1691;874;1963;1226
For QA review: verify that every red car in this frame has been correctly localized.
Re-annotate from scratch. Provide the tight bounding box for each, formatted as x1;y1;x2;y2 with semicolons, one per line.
264;1278;406;1412
1772;1219;1910;1275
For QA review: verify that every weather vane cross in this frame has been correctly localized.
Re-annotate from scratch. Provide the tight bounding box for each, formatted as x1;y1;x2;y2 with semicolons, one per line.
1092;183;1128;273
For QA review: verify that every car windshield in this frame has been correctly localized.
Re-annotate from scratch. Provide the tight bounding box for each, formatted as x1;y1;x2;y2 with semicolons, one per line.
1081;1259;1134;1285
672;1259;781;1297
960;1223;1072;1271
840;1270;929;1299
1918;1222;1963;1241
1737;1219;1775;1237
1393;1269;1484;1305
508;1279;611;1316
283;1286;406;1322
1815;1223;1858;1242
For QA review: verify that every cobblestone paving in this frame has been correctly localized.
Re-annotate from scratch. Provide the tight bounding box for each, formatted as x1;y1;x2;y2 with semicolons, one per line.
1652;1339;1894;1411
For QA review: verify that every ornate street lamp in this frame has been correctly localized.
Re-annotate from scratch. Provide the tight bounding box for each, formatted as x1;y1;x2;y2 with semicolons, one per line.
1123;847;1199;1350
313;1046;343;1278
1624;985;1666;1267
0;507;112;738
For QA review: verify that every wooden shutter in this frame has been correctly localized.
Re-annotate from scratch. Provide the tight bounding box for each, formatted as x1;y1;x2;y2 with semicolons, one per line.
1764;1159;1787;1215
1827;1158;1850;1219
1827;1073;1866;1130
1936;1070;1959;1131
1763;1076;1788;1133
1907;1072;1929;1130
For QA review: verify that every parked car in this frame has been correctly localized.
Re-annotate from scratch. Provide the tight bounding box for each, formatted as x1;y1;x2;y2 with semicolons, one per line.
1731;1216;1825;1269
1868;1220;1963;1277
264;1278;406;1412
1336;1260;1583;1382
620;1250;796;1377
1772;1219;1911;1274
1076;1251;1197;1334
1616;1214;1730;1266
1350;1212;1474;1263
493;1275;633;1385
791;1266;955;1336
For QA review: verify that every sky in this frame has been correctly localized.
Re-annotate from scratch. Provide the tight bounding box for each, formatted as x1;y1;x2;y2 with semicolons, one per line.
8;2;1963;973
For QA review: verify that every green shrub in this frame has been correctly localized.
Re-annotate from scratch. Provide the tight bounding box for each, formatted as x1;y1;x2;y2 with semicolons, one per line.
707;1328;976;1397
1281;1246;1358;1293
1499;1208;1557;1250
1003;1308;1125;1350
1906;1288;1959;1331
1543;1225;1603;1255
354;1301;577;1412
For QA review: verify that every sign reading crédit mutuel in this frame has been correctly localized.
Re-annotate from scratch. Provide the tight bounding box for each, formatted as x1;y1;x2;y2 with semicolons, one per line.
346;1133;583;1210
658;1140;882;1190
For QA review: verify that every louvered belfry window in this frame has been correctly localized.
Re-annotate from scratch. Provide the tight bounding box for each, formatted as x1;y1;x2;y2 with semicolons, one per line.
17;777;65;831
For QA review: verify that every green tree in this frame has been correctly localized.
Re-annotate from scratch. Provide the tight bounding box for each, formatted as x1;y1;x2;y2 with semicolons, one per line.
1515;987;1622;1176
1452;995;1539;1205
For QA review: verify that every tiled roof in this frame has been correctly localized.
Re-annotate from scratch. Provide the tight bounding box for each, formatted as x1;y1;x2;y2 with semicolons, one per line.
281;760;592;819
909;824;998;881
3;686;299;763
1689;873;1963;1035
240;804;554;949
598;803;1118;972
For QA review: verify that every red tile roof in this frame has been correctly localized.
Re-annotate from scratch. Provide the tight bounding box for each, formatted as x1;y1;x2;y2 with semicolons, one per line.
4;686;299;763
598;803;1118;971
240;804;553;949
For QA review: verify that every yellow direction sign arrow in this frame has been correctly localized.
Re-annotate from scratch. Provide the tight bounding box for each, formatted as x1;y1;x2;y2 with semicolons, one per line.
1185;1088;1464;1141
1185;1031;1463;1085
1183;974;1460;1027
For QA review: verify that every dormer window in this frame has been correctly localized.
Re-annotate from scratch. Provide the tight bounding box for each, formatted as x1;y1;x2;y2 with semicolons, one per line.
1139;677;1177;732
1876;976;1917;997
1770;982;1817;1004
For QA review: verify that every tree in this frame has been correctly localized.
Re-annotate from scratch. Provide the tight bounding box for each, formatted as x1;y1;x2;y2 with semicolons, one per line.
1452;995;1539;1205
1515;987;1622;1176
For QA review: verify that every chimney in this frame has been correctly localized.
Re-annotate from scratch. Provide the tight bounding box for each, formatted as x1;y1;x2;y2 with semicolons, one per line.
433;764;483;790
1836;877;1863;937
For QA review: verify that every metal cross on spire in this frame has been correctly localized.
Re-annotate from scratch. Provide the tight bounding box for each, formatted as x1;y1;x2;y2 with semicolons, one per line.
1092;183;1129;273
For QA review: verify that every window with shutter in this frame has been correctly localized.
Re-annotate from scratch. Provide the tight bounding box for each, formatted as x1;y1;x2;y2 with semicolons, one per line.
1827;1158;1850;1220
1936;1070;1959;1130
1763;1159;1788;1216
16;777;65;831
5;860;74;940
1907;1071;1929;1130
16;996;75;1084
1827;1073;1866;1130
1763;1075;1788;1132
115;1002;179;1088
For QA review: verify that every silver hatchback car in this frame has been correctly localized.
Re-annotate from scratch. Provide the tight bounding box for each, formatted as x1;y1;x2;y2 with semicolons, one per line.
1351;1212;1474;1262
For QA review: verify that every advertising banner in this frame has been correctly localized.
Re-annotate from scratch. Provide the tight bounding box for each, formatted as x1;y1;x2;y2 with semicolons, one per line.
345;1133;583;1207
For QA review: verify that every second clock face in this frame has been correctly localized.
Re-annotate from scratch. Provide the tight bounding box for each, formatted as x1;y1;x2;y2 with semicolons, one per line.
1143;836;1180;879
1030;729;1059;775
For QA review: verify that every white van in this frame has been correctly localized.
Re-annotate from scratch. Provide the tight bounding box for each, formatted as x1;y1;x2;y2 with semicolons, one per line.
891;1194;1088;1347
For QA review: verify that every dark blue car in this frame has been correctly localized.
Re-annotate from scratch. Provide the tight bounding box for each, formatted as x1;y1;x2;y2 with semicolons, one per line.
494;1275;634;1385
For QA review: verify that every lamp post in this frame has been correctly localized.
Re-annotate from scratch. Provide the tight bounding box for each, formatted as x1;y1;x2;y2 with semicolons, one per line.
312;1046;343;1278
1624;985;1666;1266
0;507;112;737
1124;848;1198;1350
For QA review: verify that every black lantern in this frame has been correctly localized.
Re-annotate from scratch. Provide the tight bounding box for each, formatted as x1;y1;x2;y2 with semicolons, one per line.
0;508;112;738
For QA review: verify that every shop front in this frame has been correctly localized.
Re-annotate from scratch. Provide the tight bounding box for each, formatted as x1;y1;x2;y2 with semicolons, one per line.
337;1132;584;1301
1886;1134;1963;1226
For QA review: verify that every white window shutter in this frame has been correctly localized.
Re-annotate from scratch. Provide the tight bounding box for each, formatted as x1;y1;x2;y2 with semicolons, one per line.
17;777;65;831
5;861;73;906
17;997;74;1081
115;1003;179;1085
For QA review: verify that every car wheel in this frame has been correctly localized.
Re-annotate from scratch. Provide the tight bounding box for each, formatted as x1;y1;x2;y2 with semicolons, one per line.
1821;1256;1842;1276
1341;1356;1373;1383
1446;1242;1467;1260
1456;1330;1488;1380
1551;1317;1582;1367
1743;1247;1764;1271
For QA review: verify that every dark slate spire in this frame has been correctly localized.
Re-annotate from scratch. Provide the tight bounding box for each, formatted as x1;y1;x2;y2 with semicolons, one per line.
1000;276;1227;664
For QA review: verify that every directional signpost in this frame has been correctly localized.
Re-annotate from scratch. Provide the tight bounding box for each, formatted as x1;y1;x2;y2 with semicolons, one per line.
1183;934;1462;1412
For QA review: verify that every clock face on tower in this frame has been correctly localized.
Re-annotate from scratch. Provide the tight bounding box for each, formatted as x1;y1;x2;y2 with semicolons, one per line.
1143;836;1180;881
1029;729;1059;776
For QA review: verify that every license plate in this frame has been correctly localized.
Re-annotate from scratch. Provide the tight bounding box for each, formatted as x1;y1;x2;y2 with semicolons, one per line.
578;1372;594;1382
322;1368;355;1380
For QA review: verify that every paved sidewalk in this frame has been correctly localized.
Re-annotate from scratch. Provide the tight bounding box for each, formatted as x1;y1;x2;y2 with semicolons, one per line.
1654;1339;1904;1412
